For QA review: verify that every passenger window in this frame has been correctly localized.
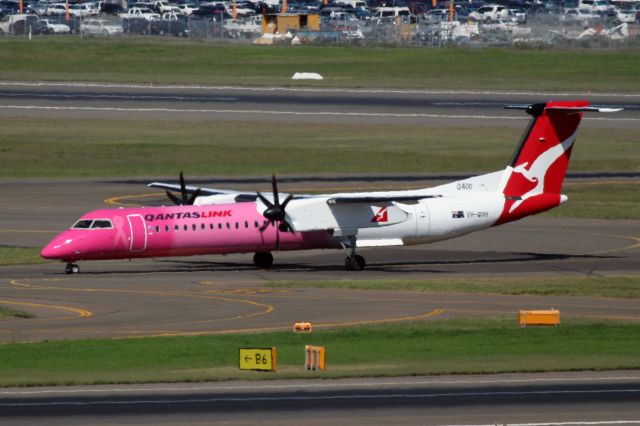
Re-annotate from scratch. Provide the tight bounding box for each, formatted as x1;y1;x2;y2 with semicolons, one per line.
184;224;188;231
72;220;93;229
91;220;112;229
218;223;222;229
201;223;205;230
175;224;179;231
235;222;239;229
254;221;259;228
245;221;249;229
226;223;230;229
192;224;196;231
210;223;214;230
156;226;160;233
165;225;169;232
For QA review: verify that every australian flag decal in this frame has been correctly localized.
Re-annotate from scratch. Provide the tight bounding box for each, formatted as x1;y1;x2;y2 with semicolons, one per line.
451;211;464;219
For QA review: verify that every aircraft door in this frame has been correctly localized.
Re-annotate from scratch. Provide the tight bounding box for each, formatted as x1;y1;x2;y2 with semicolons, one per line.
415;203;429;238
127;214;147;252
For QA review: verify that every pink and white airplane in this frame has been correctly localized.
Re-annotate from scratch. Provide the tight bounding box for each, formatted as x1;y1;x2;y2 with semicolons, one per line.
41;101;618;274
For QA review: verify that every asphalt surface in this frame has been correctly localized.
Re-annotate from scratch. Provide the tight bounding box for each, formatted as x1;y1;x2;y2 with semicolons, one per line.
1;82;639;423
1;81;640;128
1;371;640;425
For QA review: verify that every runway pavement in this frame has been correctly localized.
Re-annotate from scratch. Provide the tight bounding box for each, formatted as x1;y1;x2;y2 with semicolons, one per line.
1;371;640;425
1;81;640;128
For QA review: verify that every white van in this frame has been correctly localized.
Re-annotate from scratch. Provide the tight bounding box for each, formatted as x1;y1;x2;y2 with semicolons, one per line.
334;0;368;9
373;6;411;19
469;4;510;21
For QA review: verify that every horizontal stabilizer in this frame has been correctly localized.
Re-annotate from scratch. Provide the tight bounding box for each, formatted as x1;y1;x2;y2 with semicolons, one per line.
505;105;623;113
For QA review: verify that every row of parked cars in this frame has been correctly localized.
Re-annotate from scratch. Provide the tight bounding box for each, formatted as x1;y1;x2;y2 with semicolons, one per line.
1;0;638;37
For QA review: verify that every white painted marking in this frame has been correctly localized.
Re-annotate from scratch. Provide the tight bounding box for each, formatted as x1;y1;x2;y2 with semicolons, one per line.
0;105;636;122
0;105;529;120
0;388;638;407
1;375;639;395
0;92;237;102
1;81;640;97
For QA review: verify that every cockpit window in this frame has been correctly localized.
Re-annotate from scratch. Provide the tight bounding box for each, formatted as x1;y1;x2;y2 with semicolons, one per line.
91;220;113;229
72;220;93;229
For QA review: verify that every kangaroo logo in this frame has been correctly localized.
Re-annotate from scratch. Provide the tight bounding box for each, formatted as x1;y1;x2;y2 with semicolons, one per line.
509;132;576;213
371;207;388;223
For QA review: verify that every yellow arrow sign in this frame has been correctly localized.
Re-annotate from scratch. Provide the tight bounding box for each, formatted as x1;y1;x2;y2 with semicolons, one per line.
239;347;277;371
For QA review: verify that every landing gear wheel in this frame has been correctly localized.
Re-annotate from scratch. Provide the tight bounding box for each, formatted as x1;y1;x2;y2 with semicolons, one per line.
65;263;79;274
345;255;365;271
253;252;273;268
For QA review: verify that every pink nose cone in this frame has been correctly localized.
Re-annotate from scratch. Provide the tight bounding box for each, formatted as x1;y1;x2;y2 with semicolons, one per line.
40;235;75;260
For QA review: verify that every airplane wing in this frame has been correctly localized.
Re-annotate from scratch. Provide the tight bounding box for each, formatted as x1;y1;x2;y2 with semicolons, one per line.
148;182;244;196
326;194;441;205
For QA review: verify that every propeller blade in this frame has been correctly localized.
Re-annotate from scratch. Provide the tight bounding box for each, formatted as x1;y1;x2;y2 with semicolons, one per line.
187;188;202;205
166;190;182;205
280;194;294;211
179;172;188;204
257;192;274;208
271;174;279;206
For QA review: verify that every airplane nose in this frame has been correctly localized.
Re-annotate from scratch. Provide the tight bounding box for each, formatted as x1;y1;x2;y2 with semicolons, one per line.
40;234;76;260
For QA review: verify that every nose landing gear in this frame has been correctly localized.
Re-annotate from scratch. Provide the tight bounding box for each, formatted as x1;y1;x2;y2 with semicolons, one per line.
65;263;80;274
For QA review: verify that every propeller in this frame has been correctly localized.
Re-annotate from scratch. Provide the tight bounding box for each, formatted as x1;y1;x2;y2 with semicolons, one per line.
257;175;294;248
166;172;202;206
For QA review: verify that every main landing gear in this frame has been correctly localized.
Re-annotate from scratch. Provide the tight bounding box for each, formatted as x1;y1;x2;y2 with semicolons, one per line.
65;263;80;274
342;236;366;271
253;252;274;268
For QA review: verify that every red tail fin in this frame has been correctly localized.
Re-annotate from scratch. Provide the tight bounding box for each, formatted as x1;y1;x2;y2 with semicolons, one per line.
497;100;589;224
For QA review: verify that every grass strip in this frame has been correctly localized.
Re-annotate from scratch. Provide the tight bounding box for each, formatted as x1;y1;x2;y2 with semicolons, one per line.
1;38;640;91
267;276;640;298
0;307;34;320
1;118;637;177
0;247;47;266
0;318;639;387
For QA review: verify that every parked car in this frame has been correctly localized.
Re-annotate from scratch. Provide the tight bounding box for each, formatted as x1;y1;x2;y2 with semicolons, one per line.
81;18;123;34
561;7;598;24
120;7;160;19
150;13;189;36
0;13;44;34
176;2;198;15
122;16;151;34
46;3;71;16
40;17;70;33
469;4;510;21
223;14;261;37
611;7;635;23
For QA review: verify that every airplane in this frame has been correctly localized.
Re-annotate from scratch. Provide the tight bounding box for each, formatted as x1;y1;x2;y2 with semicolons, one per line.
41;100;619;274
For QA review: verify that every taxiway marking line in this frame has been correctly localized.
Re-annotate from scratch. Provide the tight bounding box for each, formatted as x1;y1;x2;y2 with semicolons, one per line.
7;279;274;325
145;308;445;338
0;299;91;319
0;388;639;407
3;81;640;97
